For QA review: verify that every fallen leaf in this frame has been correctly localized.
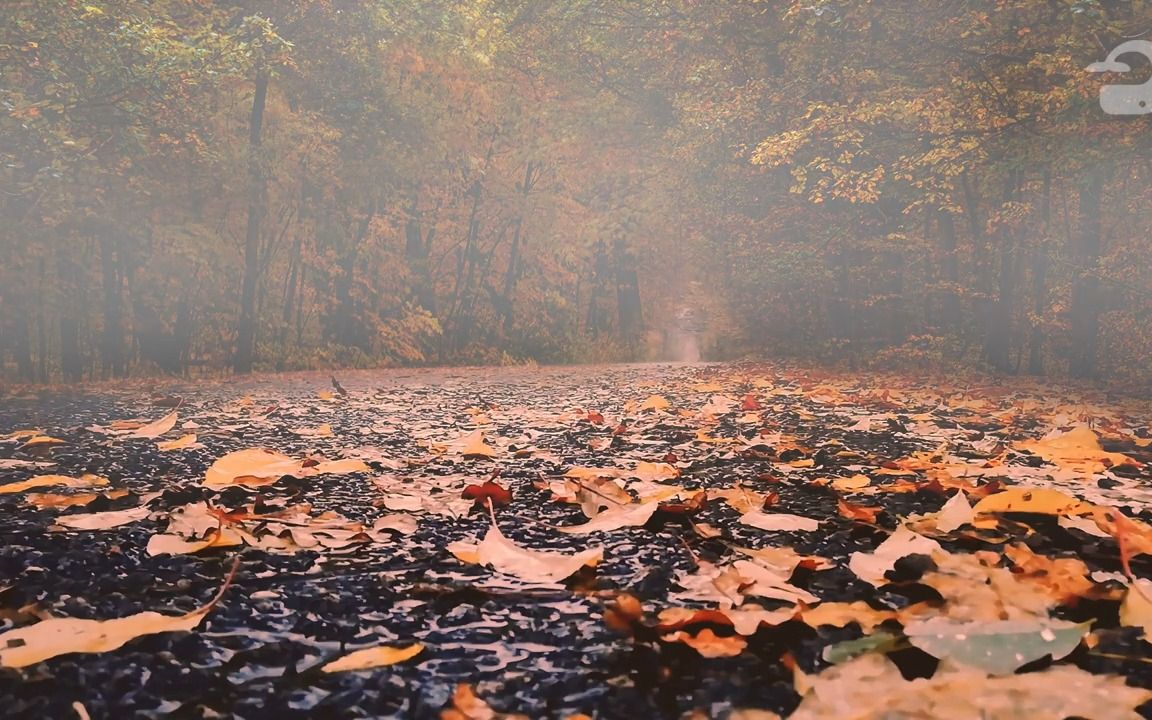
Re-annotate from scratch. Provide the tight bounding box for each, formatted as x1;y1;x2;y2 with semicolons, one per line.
831;474;871;492
972;488;1093;517
321;643;424;672
557;501;660;534
800;602;898;633
903;616;1090;675
638;394;670;412
458;430;499;459
17;435;66;450
739;510;820;532
0;474;109;494
53;506;151;530
448;518;603;583
156;434;200;451
0;559;236;667
664;627;747;658
788;651;1151;720
461;480;513;508
442;683;529;720
837;498;882;523
847;526;941;586
934;490;973;532
203;449;368;487
1015;425;1137;473
1120;578;1152;636
128;411;178;439
631;461;679;482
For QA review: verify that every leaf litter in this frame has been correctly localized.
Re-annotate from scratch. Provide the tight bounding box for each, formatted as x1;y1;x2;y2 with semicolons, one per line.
0;364;1151;717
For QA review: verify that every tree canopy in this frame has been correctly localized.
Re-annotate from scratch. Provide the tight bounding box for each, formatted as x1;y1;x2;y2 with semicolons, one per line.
2;0;1150;381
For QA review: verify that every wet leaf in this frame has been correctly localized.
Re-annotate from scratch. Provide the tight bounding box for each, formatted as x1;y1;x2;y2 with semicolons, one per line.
0;474;108;494
902;617;1090;675
739;510;820;532
127;411;178;439
321;643;423;672
0;560;236;668
448;518;603;583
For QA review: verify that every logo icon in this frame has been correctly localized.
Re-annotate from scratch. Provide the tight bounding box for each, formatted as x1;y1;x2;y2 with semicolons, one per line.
1086;40;1152;115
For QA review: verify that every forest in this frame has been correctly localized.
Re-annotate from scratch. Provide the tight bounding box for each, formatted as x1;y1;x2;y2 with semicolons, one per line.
3;0;1150;382
8;4;1152;718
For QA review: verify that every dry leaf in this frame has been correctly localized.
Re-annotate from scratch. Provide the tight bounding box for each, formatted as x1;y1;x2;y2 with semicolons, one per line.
321;643;423;672
1120;578;1152;636
557;501;659;534
0;559;236;668
0;474;109;494
448;519;602;584
442;683;529;720
128;411;178;439
664;627;747;658
739;510;820;532
156;434;200;451
1015;426;1137;474
972;488;1093;517
638;394;671;412
54;506;151;531
847;526;941;586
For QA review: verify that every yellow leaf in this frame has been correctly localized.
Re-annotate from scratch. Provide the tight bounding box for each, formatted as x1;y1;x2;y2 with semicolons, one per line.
972;488;1093;517
321;643;423;672
460;430;498;458
204;448;300;487
157;434;198;451
17;435;66;450
54;506;151;531
448;519;602;583
831;474;871;492
631;461;679;482
146;527;245;556
129;411;178;439
0;561;235;668
639;394;670;411
0;474;108;494
1120;579;1152;636
1015;426;1137;473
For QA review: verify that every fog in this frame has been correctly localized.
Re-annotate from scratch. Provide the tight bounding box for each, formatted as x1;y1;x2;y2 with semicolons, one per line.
1;1;1150;384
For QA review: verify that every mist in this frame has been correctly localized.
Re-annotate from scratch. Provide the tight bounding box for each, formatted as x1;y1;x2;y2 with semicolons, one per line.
1;1;1150;382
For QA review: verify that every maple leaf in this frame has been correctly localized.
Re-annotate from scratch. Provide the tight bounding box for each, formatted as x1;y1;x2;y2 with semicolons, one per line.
837;498;882;523
448;515;603;583
740;393;763;411
461;480;513;508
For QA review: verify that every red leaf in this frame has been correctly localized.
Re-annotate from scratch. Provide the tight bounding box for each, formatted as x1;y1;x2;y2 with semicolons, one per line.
740;394;762;411
837;497;882;523
658;490;708;515
461;480;513;508
586;411;605;425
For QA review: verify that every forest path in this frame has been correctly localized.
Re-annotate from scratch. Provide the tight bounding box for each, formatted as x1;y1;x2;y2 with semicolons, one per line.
1;363;1152;718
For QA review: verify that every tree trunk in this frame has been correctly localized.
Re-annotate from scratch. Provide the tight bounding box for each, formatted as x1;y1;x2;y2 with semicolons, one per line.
614;238;643;344
983;172;1017;373
233;70;270;374
1069;169;1105;378
98;232;125;378
937;209;960;331
1027;171;1051;375
332;198;375;349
